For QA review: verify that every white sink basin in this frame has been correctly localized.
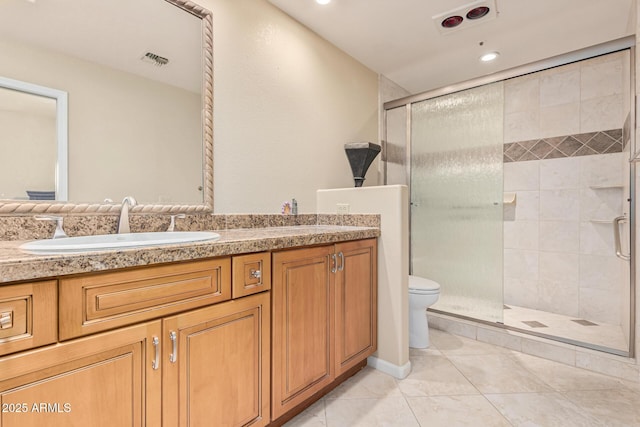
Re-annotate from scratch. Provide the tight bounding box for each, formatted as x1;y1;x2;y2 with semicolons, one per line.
20;231;221;254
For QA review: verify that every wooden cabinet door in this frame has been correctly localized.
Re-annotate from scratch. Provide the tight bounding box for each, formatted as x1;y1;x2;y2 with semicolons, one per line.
162;292;270;427
335;239;377;376
271;246;334;419
0;321;162;427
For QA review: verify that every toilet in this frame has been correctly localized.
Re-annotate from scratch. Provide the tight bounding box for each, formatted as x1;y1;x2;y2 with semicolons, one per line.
408;275;441;348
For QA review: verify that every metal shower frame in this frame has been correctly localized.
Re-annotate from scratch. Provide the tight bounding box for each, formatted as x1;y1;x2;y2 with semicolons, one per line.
382;36;637;358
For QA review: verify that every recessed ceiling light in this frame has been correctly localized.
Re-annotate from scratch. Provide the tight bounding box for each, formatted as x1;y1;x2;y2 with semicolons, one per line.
480;52;499;62
316;0;331;4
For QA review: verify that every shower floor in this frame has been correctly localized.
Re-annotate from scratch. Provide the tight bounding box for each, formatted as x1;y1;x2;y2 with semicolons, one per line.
503;304;628;352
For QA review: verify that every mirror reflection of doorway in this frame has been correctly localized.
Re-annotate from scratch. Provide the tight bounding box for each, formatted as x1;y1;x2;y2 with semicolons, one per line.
0;79;67;201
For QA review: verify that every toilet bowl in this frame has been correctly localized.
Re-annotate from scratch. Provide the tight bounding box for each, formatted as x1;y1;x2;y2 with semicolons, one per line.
408;275;441;349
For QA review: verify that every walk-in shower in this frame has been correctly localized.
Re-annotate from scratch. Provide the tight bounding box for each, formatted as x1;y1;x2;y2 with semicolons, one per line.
383;37;636;356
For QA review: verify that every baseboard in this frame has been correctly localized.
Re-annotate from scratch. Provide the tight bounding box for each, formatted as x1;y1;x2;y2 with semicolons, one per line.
367;356;411;379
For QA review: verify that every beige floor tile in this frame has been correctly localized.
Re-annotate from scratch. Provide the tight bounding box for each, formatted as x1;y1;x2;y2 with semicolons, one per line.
447;354;553;394
486;392;600;426
510;352;625;391
563;388;640;426
324;396;420;427
430;330;509;356
283;400;326;427
619;378;640;393
397;355;479;397
409;346;443;357
325;366;402;400
285;330;639;426
406;395;511;427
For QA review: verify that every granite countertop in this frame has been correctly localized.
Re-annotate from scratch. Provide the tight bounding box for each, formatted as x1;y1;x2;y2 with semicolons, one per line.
0;225;380;283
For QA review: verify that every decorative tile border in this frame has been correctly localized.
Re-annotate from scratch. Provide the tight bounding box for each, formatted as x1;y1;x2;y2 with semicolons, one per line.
504;129;623;163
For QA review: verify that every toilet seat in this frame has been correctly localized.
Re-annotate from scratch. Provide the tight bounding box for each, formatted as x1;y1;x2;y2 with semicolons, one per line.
409;288;439;295
408;276;440;293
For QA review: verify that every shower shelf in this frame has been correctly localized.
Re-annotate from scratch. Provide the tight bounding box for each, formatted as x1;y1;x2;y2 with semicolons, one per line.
589;185;623;189
503;192;517;205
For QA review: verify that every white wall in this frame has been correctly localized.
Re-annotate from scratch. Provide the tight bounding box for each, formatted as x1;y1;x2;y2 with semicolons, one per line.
317;185;410;379
207;0;379;213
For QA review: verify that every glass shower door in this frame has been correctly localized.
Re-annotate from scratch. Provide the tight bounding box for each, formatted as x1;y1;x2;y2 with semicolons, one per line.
411;82;504;323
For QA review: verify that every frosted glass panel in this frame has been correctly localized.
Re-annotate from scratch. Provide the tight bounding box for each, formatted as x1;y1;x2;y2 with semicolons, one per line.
411;83;504;323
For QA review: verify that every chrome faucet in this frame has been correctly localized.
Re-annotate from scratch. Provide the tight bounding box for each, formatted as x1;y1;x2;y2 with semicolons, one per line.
117;196;137;234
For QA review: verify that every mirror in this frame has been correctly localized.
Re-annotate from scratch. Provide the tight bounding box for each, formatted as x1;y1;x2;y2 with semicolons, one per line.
0;0;213;213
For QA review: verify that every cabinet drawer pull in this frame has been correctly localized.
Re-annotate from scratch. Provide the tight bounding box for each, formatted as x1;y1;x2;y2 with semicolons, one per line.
337;252;344;272
249;269;261;280
169;331;178;363
0;311;13;329
152;336;160;370
331;254;337;273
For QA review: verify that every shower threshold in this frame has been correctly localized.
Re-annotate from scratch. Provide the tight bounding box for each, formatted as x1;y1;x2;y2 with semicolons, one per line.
429;306;629;357
503;305;627;352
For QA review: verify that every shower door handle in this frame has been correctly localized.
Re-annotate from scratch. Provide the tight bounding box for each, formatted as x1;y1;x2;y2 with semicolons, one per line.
613;215;630;261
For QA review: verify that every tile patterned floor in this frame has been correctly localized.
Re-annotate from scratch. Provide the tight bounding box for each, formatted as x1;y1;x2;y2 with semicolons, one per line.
284;329;640;426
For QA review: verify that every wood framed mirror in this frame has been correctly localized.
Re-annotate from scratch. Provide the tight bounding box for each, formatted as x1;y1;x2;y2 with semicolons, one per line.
0;0;213;214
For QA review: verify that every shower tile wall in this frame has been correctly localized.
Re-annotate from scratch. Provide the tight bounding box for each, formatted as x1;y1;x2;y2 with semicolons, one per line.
504;154;624;324
502;51;628;326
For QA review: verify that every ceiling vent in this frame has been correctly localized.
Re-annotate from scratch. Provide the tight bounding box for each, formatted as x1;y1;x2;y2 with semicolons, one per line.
141;52;169;67
433;0;497;35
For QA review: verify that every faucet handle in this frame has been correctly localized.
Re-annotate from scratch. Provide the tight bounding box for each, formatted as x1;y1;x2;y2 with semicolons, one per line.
167;214;186;232
35;215;68;239
122;196;137;206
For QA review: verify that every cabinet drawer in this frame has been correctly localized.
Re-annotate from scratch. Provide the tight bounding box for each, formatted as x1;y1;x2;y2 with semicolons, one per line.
59;258;231;340
0;281;57;356
232;252;271;298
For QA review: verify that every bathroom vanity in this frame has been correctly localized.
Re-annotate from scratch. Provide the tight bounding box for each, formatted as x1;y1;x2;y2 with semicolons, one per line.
0;224;378;426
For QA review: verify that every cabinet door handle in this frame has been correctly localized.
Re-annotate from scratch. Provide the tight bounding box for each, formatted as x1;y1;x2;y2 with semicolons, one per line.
169;331;178;363
152;336;160;370
331;253;337;273
337;252;344;271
